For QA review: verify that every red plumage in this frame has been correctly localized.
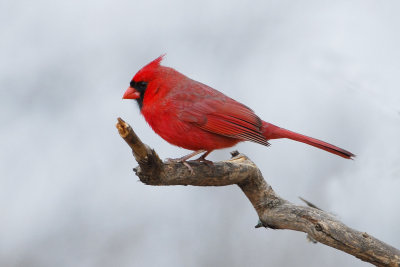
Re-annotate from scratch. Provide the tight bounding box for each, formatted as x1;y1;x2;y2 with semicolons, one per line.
123;56;354;160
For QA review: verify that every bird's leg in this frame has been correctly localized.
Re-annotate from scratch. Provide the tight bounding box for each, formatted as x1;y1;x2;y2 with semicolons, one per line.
166;150;206;174
193;151;214;166
167;150;207;162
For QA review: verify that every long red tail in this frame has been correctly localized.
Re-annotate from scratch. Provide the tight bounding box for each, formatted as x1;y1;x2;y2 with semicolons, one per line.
261;121;355;159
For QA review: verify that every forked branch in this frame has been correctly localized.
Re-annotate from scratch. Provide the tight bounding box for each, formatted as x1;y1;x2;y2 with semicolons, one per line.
116;117;400;267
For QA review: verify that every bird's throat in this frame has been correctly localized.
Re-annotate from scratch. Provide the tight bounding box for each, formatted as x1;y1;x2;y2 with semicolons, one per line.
135;92;145;110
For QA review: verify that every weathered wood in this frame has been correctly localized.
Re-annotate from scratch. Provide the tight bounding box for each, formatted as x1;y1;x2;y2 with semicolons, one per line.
116;117;400;267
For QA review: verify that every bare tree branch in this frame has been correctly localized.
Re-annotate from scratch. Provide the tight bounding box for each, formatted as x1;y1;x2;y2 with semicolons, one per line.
116;117;400;267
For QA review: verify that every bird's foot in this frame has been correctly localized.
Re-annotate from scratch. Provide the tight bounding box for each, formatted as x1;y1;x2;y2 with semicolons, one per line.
192;156;214;167
166;157;195;175
165;150;210;175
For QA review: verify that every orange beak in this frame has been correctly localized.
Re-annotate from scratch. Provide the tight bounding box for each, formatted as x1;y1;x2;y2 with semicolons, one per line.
122;87;141;99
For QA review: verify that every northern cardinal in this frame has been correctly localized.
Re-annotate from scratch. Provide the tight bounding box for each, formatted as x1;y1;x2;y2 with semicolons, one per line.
123;55;354;162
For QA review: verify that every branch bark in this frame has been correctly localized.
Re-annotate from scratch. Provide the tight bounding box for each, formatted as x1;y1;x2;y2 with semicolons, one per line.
116;117;400;267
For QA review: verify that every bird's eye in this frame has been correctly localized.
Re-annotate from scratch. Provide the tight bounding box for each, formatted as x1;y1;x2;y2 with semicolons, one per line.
129;81;147;92
137;81;147;89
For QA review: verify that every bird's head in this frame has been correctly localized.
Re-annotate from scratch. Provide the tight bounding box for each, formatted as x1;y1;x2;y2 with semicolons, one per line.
123;55;165;108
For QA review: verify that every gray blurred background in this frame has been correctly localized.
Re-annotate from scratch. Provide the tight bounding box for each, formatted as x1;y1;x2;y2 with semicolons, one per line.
1;0;399;266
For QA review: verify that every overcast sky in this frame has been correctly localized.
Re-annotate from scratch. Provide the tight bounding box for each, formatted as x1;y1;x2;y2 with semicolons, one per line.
1;0;400;266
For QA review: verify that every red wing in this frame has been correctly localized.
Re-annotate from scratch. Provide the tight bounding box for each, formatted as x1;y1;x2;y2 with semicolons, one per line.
176;88;270;146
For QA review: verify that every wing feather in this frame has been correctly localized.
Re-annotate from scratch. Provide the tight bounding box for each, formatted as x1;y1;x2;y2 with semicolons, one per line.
174;85;270;146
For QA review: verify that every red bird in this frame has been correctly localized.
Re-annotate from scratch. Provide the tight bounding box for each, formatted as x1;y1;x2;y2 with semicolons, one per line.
123;56;354;163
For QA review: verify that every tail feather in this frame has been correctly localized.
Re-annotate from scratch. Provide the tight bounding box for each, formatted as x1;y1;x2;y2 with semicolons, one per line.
262;121;355;159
